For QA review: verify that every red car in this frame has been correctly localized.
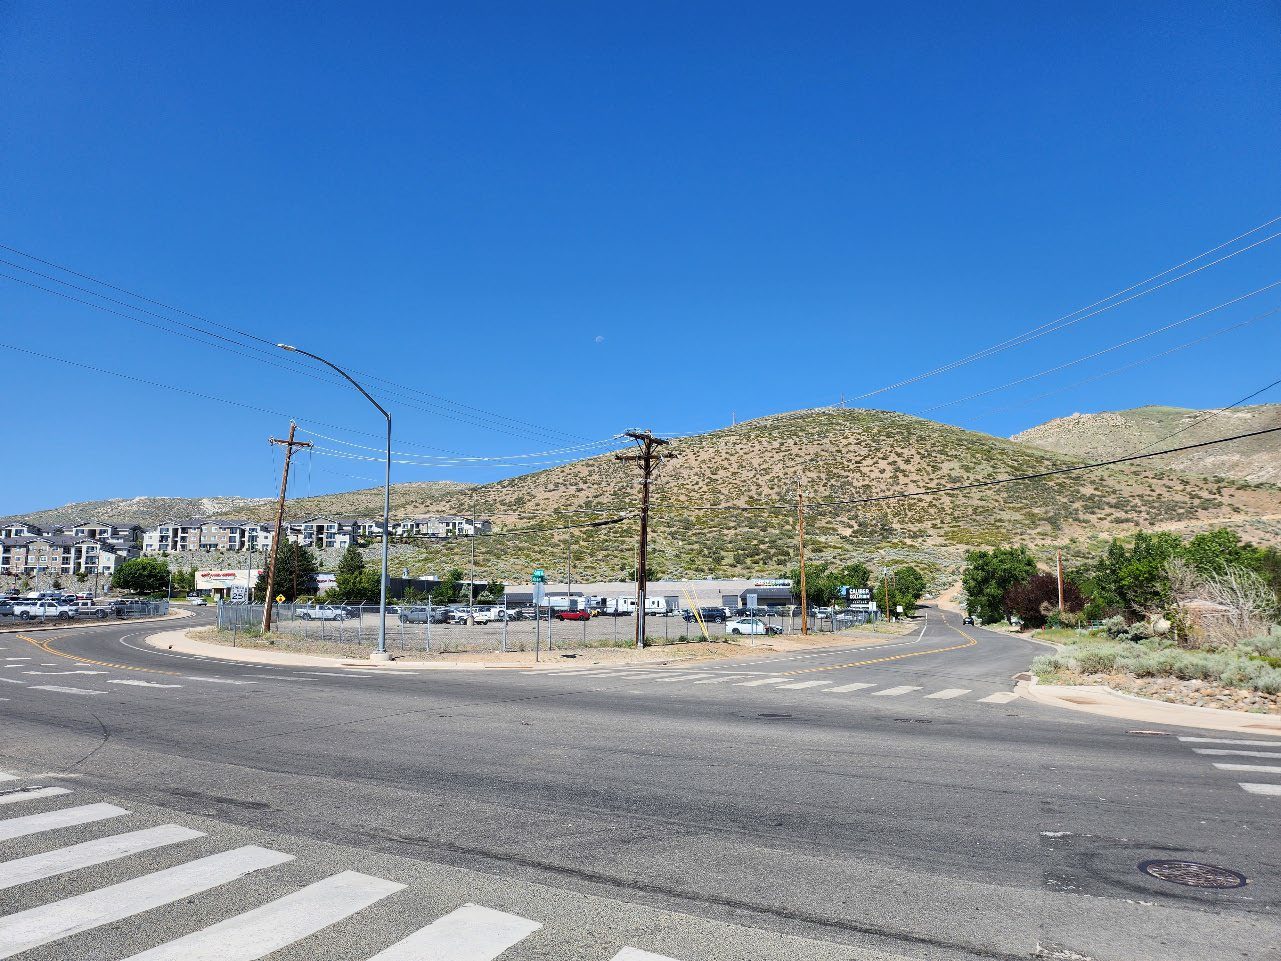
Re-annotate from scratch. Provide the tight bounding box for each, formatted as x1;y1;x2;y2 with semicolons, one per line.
554;609;591;621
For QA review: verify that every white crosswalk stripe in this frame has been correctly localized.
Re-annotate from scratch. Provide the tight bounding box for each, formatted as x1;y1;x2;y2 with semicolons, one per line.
108;680;184;688
978;692;1019;704
825;683;875;693
1213;763;1281;774
872;685;921;697
1179;736;1281;746
653;673;714;682
0;803;128;841
1193;748;1281;759
0;825;204;891
366;902;542;960
925;688;971;699
734;677;788;687
777;680;830;690
0;845;294;959
0;786;70;805
29;685;106;695
0;773;17;783
124;870;404;960
1239;783;1281;796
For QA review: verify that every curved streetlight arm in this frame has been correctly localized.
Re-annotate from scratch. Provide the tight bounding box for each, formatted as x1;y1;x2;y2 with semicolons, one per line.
277;343;393;659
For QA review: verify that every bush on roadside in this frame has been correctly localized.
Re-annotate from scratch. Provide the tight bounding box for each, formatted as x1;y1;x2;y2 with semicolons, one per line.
1034;637;1281;694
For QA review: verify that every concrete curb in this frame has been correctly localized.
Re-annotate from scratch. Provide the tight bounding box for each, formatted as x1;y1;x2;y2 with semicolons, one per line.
1021;675;1281;737
0;608;193;635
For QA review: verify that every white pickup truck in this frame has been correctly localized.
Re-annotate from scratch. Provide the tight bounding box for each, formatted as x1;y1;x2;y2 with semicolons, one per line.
13;599;77;620
295;605;350;621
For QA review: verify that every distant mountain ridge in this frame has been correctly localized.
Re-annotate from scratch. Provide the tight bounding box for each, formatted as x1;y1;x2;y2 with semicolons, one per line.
0;496;272;530
1013;404;1281;485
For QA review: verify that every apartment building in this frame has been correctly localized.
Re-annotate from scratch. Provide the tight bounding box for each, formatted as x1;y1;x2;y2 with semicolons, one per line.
393;515;492;539
1;521;44;539
138;513;493;555
69;521;142;552
0;535;127;577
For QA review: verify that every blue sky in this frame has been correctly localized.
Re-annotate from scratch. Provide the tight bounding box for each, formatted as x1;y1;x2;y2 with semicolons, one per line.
2;1;1279;514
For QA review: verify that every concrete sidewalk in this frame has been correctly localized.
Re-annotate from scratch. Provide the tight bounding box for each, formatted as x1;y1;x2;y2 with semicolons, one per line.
1022;676;1281;737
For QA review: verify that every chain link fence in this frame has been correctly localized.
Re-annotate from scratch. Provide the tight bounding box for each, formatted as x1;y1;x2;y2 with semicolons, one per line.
215;602;873;653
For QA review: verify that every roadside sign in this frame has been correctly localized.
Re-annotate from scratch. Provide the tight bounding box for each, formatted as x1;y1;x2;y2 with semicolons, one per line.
275;594;285;604
746;592;758;608
532;582;545;607
230;586;247;603
532;569;546;583
896;605;904;614
402;567;409;579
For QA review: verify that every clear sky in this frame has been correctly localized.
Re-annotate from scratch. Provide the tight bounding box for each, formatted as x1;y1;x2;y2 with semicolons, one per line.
2;1;1279;514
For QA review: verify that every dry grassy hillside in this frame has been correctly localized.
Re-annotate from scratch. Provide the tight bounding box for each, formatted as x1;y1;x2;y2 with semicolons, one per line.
1014;405;1281;485
1;496;271;529
231;408;1281;584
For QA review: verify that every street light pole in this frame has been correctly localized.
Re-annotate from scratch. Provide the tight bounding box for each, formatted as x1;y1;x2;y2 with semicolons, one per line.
279;344;393;662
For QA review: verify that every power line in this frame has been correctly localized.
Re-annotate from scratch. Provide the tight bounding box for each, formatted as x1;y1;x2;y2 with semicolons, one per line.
850;215;1281;401
1121;376;1281;459
916;281;1281;414
645;423;1281;514
395;515;632;539
0;241;585;443
296;428;627;462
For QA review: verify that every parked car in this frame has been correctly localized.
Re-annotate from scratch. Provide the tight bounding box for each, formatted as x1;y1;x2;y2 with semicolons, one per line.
189;598;208;606
73;599;109;619
726;617;781;636
554;609;591;621
0;599;17;616
398;607;450;624
13;598;77;620
296;605;349;621
682;607;728;624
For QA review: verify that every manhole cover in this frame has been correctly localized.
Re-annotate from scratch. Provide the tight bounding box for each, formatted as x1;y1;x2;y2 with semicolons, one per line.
1139;860;1247;889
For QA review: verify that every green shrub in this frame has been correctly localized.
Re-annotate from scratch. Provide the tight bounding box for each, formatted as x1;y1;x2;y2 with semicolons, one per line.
1074;646;1120;674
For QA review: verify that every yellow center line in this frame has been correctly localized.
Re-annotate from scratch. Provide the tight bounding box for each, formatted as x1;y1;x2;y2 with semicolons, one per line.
17;633;181;676
781;625;980;675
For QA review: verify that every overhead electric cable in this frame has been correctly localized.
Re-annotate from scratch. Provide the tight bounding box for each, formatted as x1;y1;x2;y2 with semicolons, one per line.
916;281;1281;414
296;428;628;461
851;215;1281;401
1121;375;1281;459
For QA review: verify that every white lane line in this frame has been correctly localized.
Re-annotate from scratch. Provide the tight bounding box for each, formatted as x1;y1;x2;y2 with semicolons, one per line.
365;902;542;961
0;845;294;959
1240;783;1281;796
692;677;734;684
107;680;184;688
0;773;16;782
243;674;317;681
0;825;204;892
2;658;32;661
1179;736;1281;746
123;870;404;960
1213;763;1281;774
979;692;1020;704
872;686;922;697
0;787;71;805
0;677;22;684
825;683;876;693
612;950;684;961
29;685;106;695
653;673;714;682
0;803;128;841
734;677;788;687
22;670;108;676
183;677;256;684
778;680;832;690
1193;748;1281;759
925;688;972;699
297;672;374;678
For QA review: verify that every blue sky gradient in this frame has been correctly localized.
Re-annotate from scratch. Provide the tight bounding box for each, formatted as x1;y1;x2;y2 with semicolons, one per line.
2;1;1279;513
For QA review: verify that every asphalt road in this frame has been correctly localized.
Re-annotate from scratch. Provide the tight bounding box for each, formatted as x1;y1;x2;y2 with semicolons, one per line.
1;607;1277;960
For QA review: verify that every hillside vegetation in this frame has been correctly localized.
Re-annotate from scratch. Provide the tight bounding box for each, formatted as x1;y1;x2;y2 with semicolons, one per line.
225;408;1281;584
1014;404;1281;485
0;495;271;529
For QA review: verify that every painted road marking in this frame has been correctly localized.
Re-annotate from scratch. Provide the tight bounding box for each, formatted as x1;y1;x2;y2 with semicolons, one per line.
183;677;256;684
365;902;542;960
825;683;876;693
108;680;184;688
872;686;922;697
0;787;71;805
925;688;972;699
1213;763;1281;774
978;692;1019;704
778;680;832;690
124;870;404;960
0;803;128;841
692;676;733;683
1193;748;1281;759
613;950;683;960
29;685;106;695
1239;783;1281;796
15;635;181;677
0;678;22;685
22;670;108;676
653;673;715;682
1180;736;1281;746
0;845;293;959
0;774;16;783
734;677;788;687
0;825;204;892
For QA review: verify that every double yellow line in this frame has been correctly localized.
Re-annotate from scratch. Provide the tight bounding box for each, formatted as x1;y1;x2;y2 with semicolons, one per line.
781;624;979;676
17;633;181;676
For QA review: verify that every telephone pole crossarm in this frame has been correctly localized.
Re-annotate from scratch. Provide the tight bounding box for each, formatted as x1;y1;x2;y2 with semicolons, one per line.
616;430;672;648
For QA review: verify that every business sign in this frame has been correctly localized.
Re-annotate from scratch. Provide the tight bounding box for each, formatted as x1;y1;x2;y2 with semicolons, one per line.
315;573;337;591
752;579;791;588
196;569;262;590
849;588;873;601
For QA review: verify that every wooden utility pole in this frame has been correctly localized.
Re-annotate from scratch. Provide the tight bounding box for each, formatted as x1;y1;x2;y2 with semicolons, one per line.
617;430;670;648
261;422;312;633
1056;549;1065;613
883;568;893;623
796;481;808;636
